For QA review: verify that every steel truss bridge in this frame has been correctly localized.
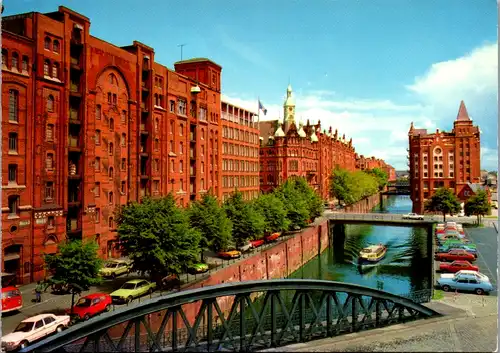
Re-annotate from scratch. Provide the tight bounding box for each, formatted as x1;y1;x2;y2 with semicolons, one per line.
22;280;439;353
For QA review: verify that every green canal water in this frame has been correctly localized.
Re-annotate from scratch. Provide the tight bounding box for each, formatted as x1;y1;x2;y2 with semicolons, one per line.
289;195;431;296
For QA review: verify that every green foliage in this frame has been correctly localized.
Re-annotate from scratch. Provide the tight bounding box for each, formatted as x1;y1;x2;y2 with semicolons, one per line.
292;178;324;220
275;179;311;230
253;192;291;234
44;239;102;291
329;167;379;205
424;187;462;222
329;166;352;205
116;194;201;279
367;168;389;191
224;191;265;247
188;193;233;253
464;190;491;224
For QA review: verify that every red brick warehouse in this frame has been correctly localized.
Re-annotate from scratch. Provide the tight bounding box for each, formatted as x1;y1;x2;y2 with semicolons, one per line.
259;84;366;200
1;6;225;284
408;101;482;214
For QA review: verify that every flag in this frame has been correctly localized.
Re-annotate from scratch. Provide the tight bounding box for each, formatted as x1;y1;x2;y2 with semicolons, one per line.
258;99;267;115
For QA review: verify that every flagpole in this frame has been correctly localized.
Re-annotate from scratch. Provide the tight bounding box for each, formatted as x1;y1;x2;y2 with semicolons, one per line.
257;96;260;126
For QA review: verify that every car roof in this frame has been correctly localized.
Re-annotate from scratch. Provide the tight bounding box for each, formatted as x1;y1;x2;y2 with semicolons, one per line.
82;293;109;299
23;314;55;322
457;270;480;275
106;259;129;264
1;286;19;292
125;279;147;284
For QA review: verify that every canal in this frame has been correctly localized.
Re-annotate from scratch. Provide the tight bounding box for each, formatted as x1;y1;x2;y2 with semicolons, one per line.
289;195;432;297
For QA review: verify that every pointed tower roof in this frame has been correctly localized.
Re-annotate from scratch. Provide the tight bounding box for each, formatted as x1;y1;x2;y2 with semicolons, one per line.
274;123;285;138
310;128;318;143
284;84;295;106
297;120;306;137
456;100;471;121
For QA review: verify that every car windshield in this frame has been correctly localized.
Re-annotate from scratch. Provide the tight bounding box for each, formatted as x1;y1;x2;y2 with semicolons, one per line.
121;283;136;290
105;263;119;268
14;322;34;332
76;298;92;307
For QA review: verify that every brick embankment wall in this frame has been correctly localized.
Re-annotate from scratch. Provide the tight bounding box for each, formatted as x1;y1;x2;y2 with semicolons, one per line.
337;193;382;213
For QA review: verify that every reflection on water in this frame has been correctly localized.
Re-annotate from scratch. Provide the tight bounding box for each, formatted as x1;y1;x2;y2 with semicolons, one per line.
289;195;431;296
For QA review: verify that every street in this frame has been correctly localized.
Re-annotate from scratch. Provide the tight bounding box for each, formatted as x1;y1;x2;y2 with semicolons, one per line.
464;226;498;290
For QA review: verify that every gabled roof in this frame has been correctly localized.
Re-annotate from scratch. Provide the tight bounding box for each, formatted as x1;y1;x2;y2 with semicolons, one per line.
467;183;487;193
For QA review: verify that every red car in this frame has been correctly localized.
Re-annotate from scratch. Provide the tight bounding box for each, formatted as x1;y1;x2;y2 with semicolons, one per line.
265;232;281;242
66;293;112;321
1;286;23;313
439;260;479;273
250;239;265;248
435;249;476;262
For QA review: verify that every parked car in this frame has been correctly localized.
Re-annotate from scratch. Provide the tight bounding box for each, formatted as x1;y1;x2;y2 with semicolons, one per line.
66;293;112;321
161;274;180;290
265;232;281;242
218;250;241;259
238;242;254;253
402;213;424;220
437;244;477;257
438;271;493;295
110;279;156;304
439;260;479;273
1;314;70;351
99;259;131;279
187;263;209;274
434;249;476;262
441;239;476;249
250;239;265;248
1;286;23;314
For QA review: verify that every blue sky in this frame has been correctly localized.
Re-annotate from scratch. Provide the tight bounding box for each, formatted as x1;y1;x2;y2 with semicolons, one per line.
6;0;498;170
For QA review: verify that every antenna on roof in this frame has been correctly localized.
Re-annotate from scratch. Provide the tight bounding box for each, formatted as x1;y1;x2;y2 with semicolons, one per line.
177;44;187;61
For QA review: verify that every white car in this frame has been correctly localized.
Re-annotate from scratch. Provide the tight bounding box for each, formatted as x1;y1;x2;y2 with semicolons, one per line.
1;314;70;351
403;213;424;220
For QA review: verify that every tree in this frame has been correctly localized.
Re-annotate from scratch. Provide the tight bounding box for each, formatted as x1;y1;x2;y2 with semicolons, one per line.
44;239;102;313
464;190;491;224
330;166;351;205
188;193;233;259
117;194;201;282
424;187;461;222
292;177;324;220
367;168;389;191
224;191;265;247
275;179;310;230
253;193;290;234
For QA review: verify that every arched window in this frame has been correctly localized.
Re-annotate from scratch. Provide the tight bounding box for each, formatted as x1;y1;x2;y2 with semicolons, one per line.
96;105;101;120
43;60;50;76
46;153;54;169
9;90;18;122
121;133;126;146
22;56;29;72
108;192;113;205
44;37;51;50
53;40;60;53
2;49;7;66
109;217;114;229
170;121;174;134
121;110;127;124
155;118;159;132
47;95;54;112
109;142;114;155
155;139;159;151
11;52;19;70
52;62;59;79
109;118;114;131
109;167;114;179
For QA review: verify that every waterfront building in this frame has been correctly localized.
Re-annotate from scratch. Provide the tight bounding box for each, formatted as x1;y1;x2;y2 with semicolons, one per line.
221;101;260;202
408;101;482;213
1;6;222;283
258;84;359;199
355;154;397;182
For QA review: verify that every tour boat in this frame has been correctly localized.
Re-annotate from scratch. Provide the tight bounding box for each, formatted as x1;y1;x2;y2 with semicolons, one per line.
358;244;387;265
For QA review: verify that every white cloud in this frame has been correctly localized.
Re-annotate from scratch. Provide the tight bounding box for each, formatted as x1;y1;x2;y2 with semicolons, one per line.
224;42;498;171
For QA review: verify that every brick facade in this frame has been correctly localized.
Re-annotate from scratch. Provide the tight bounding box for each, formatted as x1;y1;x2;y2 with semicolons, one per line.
259;85;363;199
1;6;223;284
221;101;260;202
408;101;481;214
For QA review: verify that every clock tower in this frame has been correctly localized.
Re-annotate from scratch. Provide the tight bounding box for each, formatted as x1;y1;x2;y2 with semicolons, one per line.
284;84;296;131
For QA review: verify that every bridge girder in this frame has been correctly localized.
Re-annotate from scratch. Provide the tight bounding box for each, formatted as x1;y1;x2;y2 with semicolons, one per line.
21;279;439;353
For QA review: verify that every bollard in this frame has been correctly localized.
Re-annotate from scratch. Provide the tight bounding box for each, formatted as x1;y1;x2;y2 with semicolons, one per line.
454;289;458;301
482;296;485;307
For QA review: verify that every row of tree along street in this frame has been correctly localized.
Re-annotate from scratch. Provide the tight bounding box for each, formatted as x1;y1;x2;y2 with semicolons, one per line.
44;168;392;299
